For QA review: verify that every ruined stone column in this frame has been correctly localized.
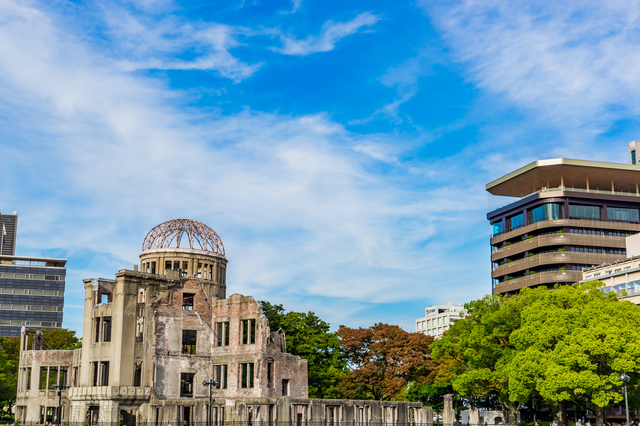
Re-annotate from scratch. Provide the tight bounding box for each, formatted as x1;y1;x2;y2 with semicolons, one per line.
469;408;479;425
443;394;454;426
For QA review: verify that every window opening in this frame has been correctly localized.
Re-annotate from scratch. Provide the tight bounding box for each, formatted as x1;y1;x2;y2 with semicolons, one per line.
92;362;98;386
99;361;109;386
182;330;197;354
180;373;195;397
102;317;112;342
214;364;228;389
216;322;229;346
94;317;101;343
267;360;274;388
183;293;195;310
240;363;254;388
282;379;290;396
241;319;256;344
134;362;142;387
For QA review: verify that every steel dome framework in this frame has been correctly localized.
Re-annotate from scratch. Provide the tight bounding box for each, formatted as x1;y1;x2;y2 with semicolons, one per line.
142;219;225;257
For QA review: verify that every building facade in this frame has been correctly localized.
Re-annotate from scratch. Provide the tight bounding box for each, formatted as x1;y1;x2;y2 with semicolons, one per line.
414;302;466;339
581;233;640;304
0;212;66;337
15;219;431;426
487;144;640;295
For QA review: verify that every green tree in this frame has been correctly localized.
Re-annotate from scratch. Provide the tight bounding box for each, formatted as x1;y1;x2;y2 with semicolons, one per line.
337;323;434;401
509;282;640;426
40;328;82;350
260;301;347;398
431;294;531;423
0;328;81;413
0;340;17;412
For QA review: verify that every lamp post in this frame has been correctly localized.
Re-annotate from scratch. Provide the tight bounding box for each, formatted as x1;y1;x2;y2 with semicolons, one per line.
620;373;631;426
51;384;70;426
203;380;220;426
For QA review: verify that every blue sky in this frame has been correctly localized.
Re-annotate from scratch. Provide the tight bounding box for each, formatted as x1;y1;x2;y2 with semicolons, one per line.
3;0;640;336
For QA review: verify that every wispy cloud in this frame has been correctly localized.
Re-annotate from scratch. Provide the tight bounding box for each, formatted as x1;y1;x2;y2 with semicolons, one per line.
281;0;302;14
0;1;491;333
272;12;381;56
422;1;640;131
102;4;262;80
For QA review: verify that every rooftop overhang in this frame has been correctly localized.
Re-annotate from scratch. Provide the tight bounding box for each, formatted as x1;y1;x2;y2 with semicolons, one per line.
487;158;640;197
0;254;67;267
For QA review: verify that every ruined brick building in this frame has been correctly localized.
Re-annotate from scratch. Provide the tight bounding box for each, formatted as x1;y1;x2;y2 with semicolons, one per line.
15;219;431;426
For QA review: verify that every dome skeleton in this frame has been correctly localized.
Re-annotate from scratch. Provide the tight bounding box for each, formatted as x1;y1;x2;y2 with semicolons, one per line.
142;218;225;257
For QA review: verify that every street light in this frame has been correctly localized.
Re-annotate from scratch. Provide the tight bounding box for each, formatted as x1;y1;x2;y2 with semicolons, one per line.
203;380;220;426
620;373;630;426
51;384;70;426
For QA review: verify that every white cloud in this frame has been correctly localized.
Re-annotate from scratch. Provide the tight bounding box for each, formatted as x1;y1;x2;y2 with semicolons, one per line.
422;1;640;130
102;4;261;80
272;12;381;56
0;0;494;333
281;0;302;14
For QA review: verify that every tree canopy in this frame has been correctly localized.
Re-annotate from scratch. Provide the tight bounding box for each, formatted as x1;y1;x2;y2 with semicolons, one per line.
260;301;347;398
337;323;434;401
431;281;640;426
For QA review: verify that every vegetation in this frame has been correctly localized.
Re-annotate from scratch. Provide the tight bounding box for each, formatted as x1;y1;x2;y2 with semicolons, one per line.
429;282;640;426
337;323;434;401
0;329;80;413
260;301;347;398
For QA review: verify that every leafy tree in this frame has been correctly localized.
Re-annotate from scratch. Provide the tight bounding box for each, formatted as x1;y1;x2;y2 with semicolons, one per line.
0;340;17;411
40;328;82;350
431;294;532;423
509;282;640;426
0;329;81;412
337;323;434;401
260;301;347;398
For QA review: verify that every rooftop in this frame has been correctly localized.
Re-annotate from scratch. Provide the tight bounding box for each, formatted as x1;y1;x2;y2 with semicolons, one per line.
486;158;640;198
0;254;67;267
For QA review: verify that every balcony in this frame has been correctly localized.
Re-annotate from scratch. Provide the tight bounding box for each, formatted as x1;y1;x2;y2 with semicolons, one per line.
493;270;583;294
491;219;640;245
491;233;627;261
492;252;626;278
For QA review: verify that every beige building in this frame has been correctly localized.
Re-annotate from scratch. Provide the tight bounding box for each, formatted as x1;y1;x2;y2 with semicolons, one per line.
15;219;431;426
415;302;466;339
582;233;640;304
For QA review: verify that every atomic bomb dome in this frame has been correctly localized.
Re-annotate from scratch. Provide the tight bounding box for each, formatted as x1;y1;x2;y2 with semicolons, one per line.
139;219;228;298
142;218;225;257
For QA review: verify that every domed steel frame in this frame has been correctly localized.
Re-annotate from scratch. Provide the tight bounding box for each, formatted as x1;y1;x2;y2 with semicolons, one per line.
142;219;225;257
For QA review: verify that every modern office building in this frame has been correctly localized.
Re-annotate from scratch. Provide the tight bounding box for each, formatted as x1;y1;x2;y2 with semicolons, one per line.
415;302;466;339
0;211;19;255
0;212;66;336
487;143;640;295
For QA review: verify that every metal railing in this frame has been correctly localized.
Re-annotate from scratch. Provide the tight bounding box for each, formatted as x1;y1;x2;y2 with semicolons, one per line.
45;422;448;426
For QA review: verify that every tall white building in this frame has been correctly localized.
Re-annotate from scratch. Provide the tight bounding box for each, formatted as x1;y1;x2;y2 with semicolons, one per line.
415;302;466;338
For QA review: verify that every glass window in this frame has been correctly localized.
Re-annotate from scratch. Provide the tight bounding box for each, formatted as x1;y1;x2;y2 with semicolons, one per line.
607;207;639;222
532;203;563;223
569;204;600;219
633;150;637;165
492;221;503;235
508;213;524;229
